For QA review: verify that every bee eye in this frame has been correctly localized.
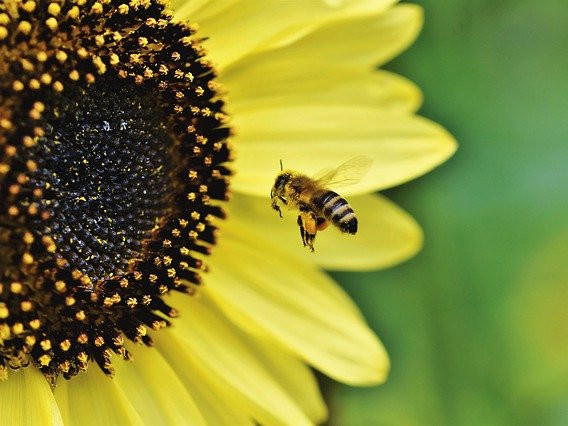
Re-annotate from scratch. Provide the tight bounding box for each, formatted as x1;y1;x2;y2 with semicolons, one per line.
275;175;287;189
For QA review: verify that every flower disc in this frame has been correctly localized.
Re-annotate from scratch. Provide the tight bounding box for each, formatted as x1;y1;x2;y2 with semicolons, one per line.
0;0;231;383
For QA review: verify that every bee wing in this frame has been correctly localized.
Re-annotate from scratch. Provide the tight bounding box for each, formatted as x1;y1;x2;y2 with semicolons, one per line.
313;155;373;188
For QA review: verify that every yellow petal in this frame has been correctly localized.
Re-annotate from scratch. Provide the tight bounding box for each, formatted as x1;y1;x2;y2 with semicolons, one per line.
192;0;396;71
227;192;422;270
259;0;398;52
226;69;422;114
223;4;422;74
157;334;254;426
206;233;390;385
159;320;327;424
113;345;206;425
241;334;328;424
165;294;313;426
172;0;238;24
0;368;63;426
231;103;457;197
54;367;143;425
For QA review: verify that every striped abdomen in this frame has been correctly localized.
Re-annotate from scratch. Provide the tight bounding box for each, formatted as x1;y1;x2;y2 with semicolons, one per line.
312;190;357;234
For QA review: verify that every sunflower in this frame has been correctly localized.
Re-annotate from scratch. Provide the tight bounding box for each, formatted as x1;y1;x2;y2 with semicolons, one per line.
0;0;455;424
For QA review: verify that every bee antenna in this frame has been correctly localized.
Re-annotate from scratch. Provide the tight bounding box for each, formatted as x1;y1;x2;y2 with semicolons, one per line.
279;159;283;171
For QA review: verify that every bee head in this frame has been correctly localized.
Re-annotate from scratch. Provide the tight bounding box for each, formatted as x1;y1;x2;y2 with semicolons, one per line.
271;172;291;198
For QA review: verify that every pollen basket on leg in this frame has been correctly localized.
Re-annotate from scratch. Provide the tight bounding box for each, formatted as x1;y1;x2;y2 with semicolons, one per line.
0;0;231;382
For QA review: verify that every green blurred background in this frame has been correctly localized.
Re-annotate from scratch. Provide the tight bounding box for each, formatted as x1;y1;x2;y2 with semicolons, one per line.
334;1;568;424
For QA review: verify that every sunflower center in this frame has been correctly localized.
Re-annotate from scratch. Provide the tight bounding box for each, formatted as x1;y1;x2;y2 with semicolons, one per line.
28;79;175;284
0;0;231;383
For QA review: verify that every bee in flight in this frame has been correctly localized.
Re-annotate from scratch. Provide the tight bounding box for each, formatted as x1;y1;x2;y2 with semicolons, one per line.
270;156;373;251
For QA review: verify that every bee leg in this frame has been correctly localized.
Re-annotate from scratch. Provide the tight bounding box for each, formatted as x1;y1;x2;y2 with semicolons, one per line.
305;233;315;252
298;210;318;252
297;215;307;247
271;198;283;218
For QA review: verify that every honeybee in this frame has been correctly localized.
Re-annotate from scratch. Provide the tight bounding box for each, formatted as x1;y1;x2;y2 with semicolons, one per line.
270;156;373;251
